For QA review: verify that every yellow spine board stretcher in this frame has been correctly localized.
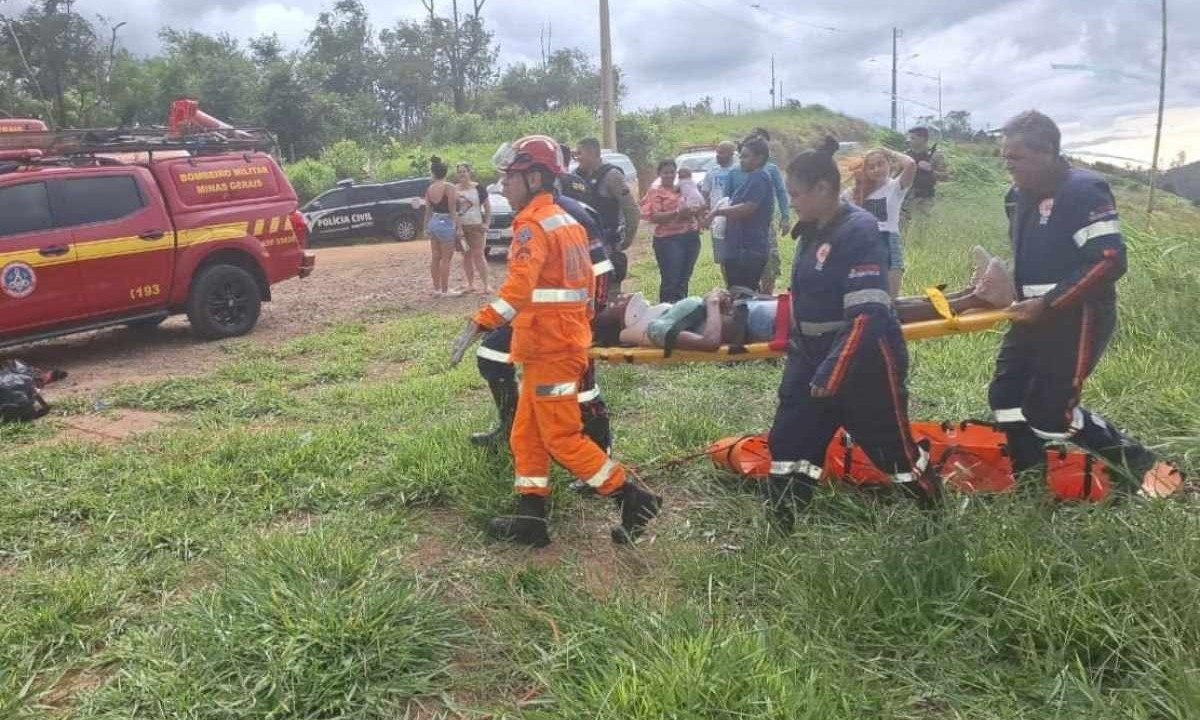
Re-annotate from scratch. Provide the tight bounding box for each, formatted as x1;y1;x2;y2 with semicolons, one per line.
588;309;1012;366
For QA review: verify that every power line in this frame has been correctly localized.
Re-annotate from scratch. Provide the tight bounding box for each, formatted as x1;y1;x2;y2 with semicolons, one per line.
746;2;845;32
689;0;838;46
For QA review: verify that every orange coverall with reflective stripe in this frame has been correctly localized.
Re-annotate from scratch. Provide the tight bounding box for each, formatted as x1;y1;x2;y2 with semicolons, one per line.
473;192;626;498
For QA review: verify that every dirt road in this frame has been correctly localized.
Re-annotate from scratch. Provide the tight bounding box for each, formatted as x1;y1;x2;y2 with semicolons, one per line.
2;242;501;400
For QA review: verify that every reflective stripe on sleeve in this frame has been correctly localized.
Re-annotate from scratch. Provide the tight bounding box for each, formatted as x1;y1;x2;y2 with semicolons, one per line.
844;289;893;309
531;288;589;303
490;298;517;320
475;346;512;364
538;213;581;233
592;259;615;275
535;381;577;398
576;386;601;403
1073;219;1121;248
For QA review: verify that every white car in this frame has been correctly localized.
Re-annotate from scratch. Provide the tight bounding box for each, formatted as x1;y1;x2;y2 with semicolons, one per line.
650;148;738;190
484;186;513;260
569;150;640;199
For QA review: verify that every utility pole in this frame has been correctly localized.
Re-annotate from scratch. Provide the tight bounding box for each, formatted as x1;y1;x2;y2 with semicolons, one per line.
937;71;943;135
891;27;899;131
770;55;776;110
1147;0;1167;217
599;0;617;150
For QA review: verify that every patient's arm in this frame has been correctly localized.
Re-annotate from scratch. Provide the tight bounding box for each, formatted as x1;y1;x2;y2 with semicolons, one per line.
673;292;726;351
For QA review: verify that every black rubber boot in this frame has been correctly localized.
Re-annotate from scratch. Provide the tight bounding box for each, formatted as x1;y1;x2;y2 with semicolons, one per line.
611;480;662;545
898;467;944;512
487;494;551;548
580;399;612;454
470;377;517;450
1001;423;1048;487
765;473;817;535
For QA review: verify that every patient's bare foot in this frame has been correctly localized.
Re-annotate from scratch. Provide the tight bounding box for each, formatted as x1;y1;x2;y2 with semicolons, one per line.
969;246;1015;308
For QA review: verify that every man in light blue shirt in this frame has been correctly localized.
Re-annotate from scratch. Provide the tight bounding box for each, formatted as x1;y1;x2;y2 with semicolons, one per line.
700;141;739;272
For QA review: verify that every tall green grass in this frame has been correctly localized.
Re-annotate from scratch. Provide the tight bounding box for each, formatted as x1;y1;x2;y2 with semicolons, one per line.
2;161;1199;718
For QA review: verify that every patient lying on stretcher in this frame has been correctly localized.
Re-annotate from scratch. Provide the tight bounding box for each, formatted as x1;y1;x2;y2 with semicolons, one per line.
592;246;1014;352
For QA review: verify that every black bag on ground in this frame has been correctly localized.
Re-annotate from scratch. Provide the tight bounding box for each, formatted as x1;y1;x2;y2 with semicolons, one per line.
0;371;50;422
1;359;67;388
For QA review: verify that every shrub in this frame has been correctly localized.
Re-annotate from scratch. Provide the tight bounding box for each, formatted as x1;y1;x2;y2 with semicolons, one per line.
319;139;370;182
284;159;337;204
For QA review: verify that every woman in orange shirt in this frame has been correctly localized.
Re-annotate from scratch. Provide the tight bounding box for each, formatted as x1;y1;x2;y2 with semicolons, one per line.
640;159;703;303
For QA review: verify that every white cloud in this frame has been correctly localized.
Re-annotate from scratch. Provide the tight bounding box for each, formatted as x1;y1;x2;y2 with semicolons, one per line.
4;0;1197;158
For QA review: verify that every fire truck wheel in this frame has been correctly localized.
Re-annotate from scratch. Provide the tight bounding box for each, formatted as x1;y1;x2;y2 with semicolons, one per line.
393;215;420;241
186;264;263;340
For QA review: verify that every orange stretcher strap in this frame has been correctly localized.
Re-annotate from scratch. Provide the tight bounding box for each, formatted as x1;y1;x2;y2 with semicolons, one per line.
588;309;1012;365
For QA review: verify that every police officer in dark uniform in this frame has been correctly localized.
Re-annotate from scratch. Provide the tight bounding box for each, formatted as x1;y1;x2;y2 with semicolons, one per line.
905;126;947;203
989;111;1182;497
575;137;640;295
766;137;942;530
469;140;615;455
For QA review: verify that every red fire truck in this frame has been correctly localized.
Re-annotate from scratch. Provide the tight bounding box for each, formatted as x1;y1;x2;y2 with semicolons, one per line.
0;101;314;348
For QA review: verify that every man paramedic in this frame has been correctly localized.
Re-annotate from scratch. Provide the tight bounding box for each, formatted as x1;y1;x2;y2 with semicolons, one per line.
989;110;1181;497
451;136;661;547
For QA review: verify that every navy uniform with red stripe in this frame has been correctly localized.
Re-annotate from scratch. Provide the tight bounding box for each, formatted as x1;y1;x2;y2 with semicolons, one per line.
471;190;614;452
989;164;1161;484
767;203;939;525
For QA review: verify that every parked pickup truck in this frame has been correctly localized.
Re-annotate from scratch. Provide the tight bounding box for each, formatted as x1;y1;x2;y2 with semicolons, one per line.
0;109;315;348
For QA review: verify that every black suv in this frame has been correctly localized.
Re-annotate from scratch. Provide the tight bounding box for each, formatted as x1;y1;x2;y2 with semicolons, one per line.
301;177;430;242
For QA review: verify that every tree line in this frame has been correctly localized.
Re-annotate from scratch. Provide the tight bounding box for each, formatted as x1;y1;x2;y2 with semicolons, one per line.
0;0;621;160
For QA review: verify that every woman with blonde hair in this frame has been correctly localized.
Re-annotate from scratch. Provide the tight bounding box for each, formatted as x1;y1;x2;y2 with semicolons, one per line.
844;147;916;296
454;162;491;294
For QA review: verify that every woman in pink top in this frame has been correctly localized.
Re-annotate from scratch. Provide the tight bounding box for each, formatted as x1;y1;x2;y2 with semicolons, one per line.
640;159;703;302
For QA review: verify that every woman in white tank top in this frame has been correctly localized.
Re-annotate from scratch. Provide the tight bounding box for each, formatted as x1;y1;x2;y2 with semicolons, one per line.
455;163;492;294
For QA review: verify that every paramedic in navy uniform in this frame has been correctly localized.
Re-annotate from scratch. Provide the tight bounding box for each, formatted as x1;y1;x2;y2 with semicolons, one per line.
990;110;1181;497
765;137;942;532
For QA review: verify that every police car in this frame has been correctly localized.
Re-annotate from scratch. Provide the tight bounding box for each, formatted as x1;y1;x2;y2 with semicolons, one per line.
301;177;431;242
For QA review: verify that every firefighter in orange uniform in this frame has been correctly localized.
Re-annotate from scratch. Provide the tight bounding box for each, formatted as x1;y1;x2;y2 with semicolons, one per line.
451;135;661;547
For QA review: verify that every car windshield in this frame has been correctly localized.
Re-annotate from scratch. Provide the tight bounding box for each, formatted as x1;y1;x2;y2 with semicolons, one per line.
602;155;636;176
676;154;716;172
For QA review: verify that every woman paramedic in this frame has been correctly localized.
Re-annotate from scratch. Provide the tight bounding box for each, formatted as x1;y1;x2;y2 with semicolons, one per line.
766;137;942;531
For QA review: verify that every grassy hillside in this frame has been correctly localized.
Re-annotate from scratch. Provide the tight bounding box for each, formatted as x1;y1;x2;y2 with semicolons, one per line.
285;106;872;202
1162;160;1200;204
3;154;1200;718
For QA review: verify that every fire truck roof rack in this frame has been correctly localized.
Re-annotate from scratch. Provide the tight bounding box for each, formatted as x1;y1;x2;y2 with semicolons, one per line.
0;100;275;159
0;126;275;158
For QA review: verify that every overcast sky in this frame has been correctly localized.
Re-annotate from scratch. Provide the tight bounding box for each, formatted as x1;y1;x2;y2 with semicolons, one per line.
8;0;1198;166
